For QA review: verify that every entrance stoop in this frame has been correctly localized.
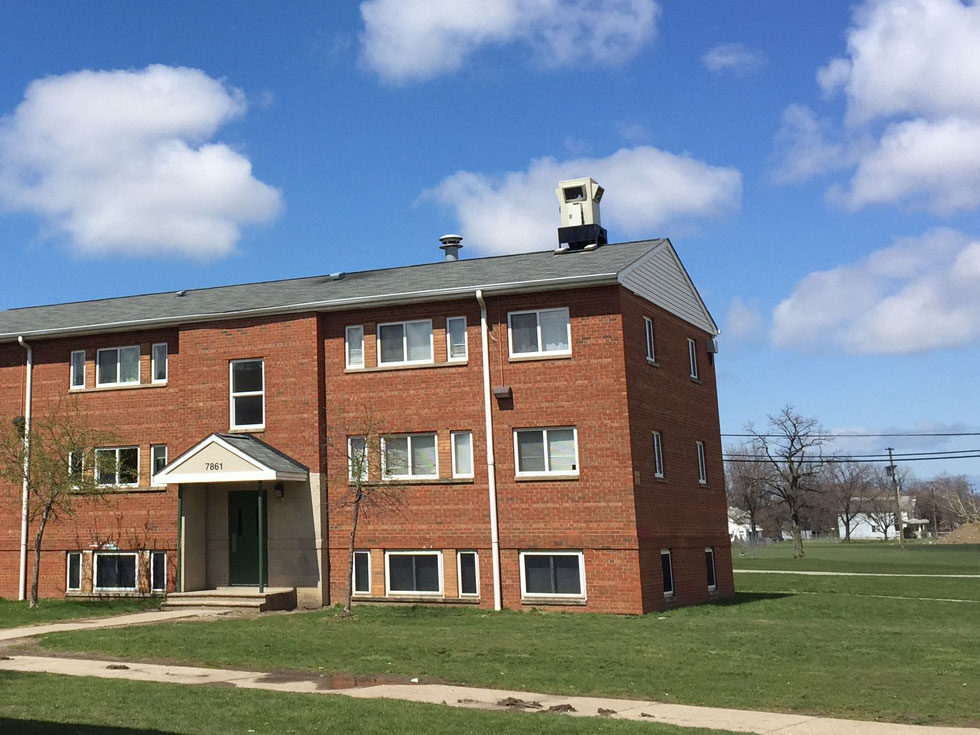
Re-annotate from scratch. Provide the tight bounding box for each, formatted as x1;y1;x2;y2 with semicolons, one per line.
162;587;296;612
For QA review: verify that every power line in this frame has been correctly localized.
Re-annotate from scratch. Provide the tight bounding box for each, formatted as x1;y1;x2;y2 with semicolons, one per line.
722;431;980;438
723;453;980;465
725;448;980;460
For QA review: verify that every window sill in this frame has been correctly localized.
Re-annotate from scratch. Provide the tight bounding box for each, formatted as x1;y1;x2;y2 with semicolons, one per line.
71;382;167;394
104;486;167;494
346;361;467;374
349;478;474;487
508;353;572;363
654;475;666;482
514;473;579;482
228;427;265;434
520;596;587;607
646;359;659;367
690;377;702;384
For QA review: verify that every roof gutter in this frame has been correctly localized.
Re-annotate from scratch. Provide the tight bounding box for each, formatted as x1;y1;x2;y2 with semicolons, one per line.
16;336;31;601
476;289;502;611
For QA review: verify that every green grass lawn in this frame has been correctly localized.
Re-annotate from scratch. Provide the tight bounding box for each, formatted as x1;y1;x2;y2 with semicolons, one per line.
732;539;980;575
0;671;734;735
0;598;160;629
735;569;980;601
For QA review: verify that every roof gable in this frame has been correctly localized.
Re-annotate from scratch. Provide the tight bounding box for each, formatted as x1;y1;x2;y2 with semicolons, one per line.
154;433;308;485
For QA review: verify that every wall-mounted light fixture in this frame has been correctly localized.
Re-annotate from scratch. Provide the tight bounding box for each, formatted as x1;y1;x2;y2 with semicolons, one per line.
274;483;284;499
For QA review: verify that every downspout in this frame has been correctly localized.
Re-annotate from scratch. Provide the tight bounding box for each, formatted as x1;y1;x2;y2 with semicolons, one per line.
476;290;502;611
16;336;32;601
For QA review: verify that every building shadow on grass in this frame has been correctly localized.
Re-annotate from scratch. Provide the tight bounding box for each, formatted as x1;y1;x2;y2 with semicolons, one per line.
715;591;795;607
0;718;174;734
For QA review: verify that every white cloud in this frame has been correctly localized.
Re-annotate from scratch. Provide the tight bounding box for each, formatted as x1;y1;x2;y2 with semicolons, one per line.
0;65;282;259
359;0;660;84
772;229;980;354
770;105;858;184
421;146;741;255
724;297;765;342
702;43;767;75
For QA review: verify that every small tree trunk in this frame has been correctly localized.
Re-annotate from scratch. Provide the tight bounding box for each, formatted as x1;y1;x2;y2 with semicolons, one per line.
30;502;53;608
343;486;363;617
790;511;805;559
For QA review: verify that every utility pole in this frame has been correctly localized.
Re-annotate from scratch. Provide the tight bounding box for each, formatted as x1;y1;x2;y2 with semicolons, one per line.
887;448;905;549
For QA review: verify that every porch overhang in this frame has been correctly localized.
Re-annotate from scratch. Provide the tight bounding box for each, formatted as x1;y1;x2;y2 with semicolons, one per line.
154;433;309;485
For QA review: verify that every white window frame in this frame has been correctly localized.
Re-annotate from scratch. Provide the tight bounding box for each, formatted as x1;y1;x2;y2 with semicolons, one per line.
706;547;717;591
70;350;86;390
451;431;474;479
513;427;579;478
519;550;586;599
653;431;664;479
353;550;372;595
446;316;468;362
150;445;167;486
507;307;571;358
229;358;265;431
150;551;167;592
688;338;699;379
66;551;82;592
68;449;84;485
456;550;480;597
93;551;139;592
95;446;140;487
376;319;433;366
345;325;364;369
381;433;439;480
644;317;656;363
697;441;707;485
384;550;444;596
661;549;674;597
151;343;168;384
348;436;368;482
96;345;141;387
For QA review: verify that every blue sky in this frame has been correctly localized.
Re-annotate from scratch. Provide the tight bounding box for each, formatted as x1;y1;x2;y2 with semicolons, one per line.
1;0;978;482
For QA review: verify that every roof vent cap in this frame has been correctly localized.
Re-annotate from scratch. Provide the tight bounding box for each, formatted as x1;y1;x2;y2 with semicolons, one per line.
556;177;607;251
175;290;187;297
439;234;463;262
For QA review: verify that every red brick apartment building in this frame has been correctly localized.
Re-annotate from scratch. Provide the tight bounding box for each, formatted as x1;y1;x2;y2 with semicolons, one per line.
0;186;732;614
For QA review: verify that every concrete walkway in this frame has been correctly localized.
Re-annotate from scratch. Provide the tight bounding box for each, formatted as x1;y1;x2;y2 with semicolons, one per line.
1;654;976;735
0;609;223;642
734;570;980;578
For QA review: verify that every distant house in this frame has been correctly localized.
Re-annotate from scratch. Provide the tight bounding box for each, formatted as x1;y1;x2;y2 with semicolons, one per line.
728;507;764;543
838;495;930;540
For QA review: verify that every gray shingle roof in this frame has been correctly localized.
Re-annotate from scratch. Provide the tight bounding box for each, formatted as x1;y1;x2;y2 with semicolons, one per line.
0;239;666;341
217;434;309;474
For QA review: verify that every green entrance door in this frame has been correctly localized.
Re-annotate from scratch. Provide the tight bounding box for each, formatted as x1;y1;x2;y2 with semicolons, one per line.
228;490;267;586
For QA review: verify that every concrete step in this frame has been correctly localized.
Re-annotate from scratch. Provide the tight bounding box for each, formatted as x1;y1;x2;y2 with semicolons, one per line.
162;587;296;612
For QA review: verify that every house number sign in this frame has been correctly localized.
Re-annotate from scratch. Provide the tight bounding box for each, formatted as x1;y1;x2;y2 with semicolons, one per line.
204;462;223;471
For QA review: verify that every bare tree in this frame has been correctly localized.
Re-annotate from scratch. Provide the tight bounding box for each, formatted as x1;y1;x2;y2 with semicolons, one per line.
725;442;771;540
0;397;112;607
938;474;980;525
748;406;827;558
823;459;874;542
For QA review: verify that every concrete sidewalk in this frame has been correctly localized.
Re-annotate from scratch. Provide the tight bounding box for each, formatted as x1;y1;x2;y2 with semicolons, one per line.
0;609;223;642
1;654;976;735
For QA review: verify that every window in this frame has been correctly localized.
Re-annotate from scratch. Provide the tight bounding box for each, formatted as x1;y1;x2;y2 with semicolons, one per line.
353;551;371;595
94;552;137;591
697;441;707;485
95;447;139;486
688;338;699;379
345;326;364;368
377;320;432;365
96;346;140;386
382;433;437;479
67;552;81;591
68;449;84;483
705;547;717;591
451;431;473;478
151;445;167;486
508;308;570;357
520;551;585;598
70;350;85;389
151;343;168;383
644;318;656;362
514;428;578;476
230;359;264;429
151;551;166;592
457;551;479;596
661;550;674;597
385;551;442;595
446;317;467;361
653;431;664;478
348;436;368;481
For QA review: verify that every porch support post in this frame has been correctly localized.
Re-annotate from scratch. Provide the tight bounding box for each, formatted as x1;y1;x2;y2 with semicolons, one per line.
257;482;265;593
176;485;183;593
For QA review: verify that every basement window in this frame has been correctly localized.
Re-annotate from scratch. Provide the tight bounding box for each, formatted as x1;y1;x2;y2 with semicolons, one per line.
457;551;479;597
151;551;167;592
705;548;717;591
385;551;442;595
661;549;673;597
96;346;140;386
520;551;585;598
377;320;433;365
94;552;138;591
66;552;81;592
514;427;578;477
508;308;570;358
353;551;371;595
95;447;139;487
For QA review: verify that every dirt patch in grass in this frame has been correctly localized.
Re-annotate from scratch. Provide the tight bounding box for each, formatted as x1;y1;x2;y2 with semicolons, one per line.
943;523;980;544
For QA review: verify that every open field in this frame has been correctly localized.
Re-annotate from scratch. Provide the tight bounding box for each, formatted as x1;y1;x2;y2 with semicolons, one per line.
0;671;734;735
0;598;159;629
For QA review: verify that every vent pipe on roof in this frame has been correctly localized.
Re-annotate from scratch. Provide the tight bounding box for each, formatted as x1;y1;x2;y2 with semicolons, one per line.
439;234;463;262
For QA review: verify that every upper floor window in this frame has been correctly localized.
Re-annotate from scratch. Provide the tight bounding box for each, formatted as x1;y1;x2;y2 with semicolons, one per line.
348;436;368;481
514;427;578;476
508;308;570;357
230;359;264;430
151;343;168;383
378;320;432;365
382;433;437;479
653;431;664;479
644;318;656;362
345;326;364;368
451;431;473;478
97;346;139;386
688;338;699;379
151;445;167;486
70;350;85;389
697;441;707;485
95;446;139;486
446;316;467;361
